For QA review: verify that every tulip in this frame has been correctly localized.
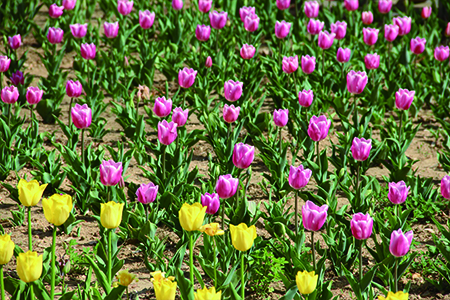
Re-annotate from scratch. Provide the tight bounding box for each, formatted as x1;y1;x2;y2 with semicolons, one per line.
195;24;211;41
362;12;373;25
364;53;380;70
441;175;450;199
351;137;372;161
115;270;137;286
71;103;92;129
104;21;119;39
390;229;413;257
136;182;159;204
117;0;133;15
304;1;319;18
344;0;358;11
42;194;73;226
209;10;227;30
307;19;324;35
302;200;328;231
18;179;48;207
62;0;76;10
363;28;379;46
385;24;399;42
1;86;19;104
172;107;189;126
301;55;316;74
337;47;351;63
410;37;426;55
276;0;290;10
282;55;298;74
223;104;241;123
215;174;239;199
307;115;331;142
395;89;415;110
0;56;11;73
158;120;178;145
16;251;43;283
153;96;173;117
239;6;255;23
201;193;220;215
378;291;409;300
199;0;212;13
179;202;206;231
199;223;224;236
273;108;289;127
232;143;255;169
378;0;392;14
393;16;412;36
421;7;431;19
172;0;183;10
10;70;24;86
0;234;14;265
47;27;64;44
100;160;123;187
240;44;256;59
289;165;312;190
49;4;64;18
179;67;197;89
26;87;43;105
296;270;318;294
388;181;410;205
205;56;212;68
298;90;314;107
70;23;88;38
434;46;450;62
347;70;368;94
66;80;82;98
351;213;373;240
230;223;257;251
139;10;155;29
100;201;124;229
80;43;96;60
8;34;21;50
446;23;450;37
224;80;243;101
275;21;291;39
194;287;222;300
318;31;335;49
331;21;347;40
244;13;259;32
151;271;177;300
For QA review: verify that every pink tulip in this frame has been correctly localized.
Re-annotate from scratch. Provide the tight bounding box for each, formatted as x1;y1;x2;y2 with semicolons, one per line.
347;70;368;94
209;10;227;30
301;55;316;74
205;56;212;68
318;31;335;49
1;86;19;104
62;0;76;10
118;0;133;15
100;160;123;186
362;12;373;25
104;21;119;39
298;90;314;107
388;181;410;205
302;201;328;231
49;4;64;18
0;56;11;73
199;0;212;13
307;115;331;142
172;0;183;10
304;1;319;18
421;7;431;19
71;103;92;129
178;68;197;88
446;23;450;37
276;0;290;10
275;20;291;39
153;96;173;117
47;27;64;44
395;89;415;110
434;46;450;62
393;16;412;36
66;80;82;98
8;34;21;50
307;19;324;35
344;0;358;11
244;13;259;32
195;24;211;41
351;213;373;240
26;87;44;105
172;107;189;126
158;120;178;145
363;28;379;46
223;104;240;123
215;174;239;199
282;55;298;74
232;143;255;169
384;24;399;42
410;37;426;55
70;23;88;38
289;165;312;189
337;47;351;63
239;6;255;22
139;10;155;29
201;193;220;214
331;21;347;40
240;44;256;59
80;43;96;60
364;53;380;70
378;0;392;14
441;175;450;199
351;137;372;161
10;71;24;86
389;229;413;257
136;182;158;204
273;108;289;127
224;80;243;101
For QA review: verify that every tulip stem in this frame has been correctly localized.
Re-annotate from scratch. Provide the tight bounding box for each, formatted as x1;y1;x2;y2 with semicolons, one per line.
30;105;33;123
81;129;85;165
359;240;363;281
221;202;225;231
213;236;217;289
189;233;194;285
316;141;321;173
394;258;398;292
295;191;298;236
292;71;299;101
136;93;140;120
51;225;56;300
279;127;282;151
29;283;34;300
215;30;220;53
356;162;360;208
353;97;358;131
311;231;316;271
28;207;32;251
241;252;245;299
399;111;403;145
126;286;130;300
1;265;5;300
162;145;167;183
145;204;149;223
68;97;73;126
108;229;112;291
182;91;187;109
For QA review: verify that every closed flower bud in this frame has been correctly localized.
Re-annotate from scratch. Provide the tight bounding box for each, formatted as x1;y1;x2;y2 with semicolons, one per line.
100;201;124;229
302;201;328;231
389;229;413;257
117;0;133;15
298;89;314;107
209;10;227;30
10;70;24;86
421;7;431;19
198;0;212;13
17;251;43;283
350;212;373;240
362;11;373;25
289;165;312;190
179;202;207;231
100;160;123;186
0;234;15;265
172;107;189;126
393;16;412;36
153;96;173;117
244;13;259;32
364;53;380;70
363;27;379;46
307;115;331;141
384;24;399;42
158;120;178;145
49;4;64;18
42;194;73;226
351;137;372;161
215;174;239;199
178;67;197;89
139;10;155;29
347;70;368;94
318;30;335;49
230;223;257;251
275;20;291;39
301;55;316;74
395;88;415;110
282;55;298;74
388;181;410;205
336;47;351;63
136;182;158;204
104;21;119;39
71;103;92;129
194;287;222;300
195;24;211;41
276;0;290;10
434;46;450;62
224;80;243;101
441;175;450;199
331;21;347;40
344;0;358;11
0;56;11;73
304;1;319;18
239;6;255;22
47;27;64;44
201;193;220;215
18;179;48;207
62;0;76;10
66;80;82;98
378;0;392;14
172;0;183;10
80;43;96;60
1;86;20;104
273;108;289;127
410;37;426;55
205;56;212;68
70;23;87;39
296;270;318;294
307;19;324;35
232;143;255;169
240;44;255;59
26;87;43;105
8;34;22;50
223;104;241;123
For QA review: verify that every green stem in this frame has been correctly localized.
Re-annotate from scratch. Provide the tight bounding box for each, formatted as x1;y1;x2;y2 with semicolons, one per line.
354;97;358;130
1;265;4;300
295;191;298;236
108;229;112;290
145;204;149;223
189;233;194;285
51;225;56;300
293;71;299;100
162;145;166;183
7;103;10;129
136;95;140;120
68;98;73;126
28;207;32;251
241;252;245;299
183;91;187;109
81;129;85;165
227;122;232;140
215;30;220;53
311;231;316;271
359;240;363;281
399;111;403;146
213;236;217;289
29;283;34;300
279;127;282;151
126;286;129;300
316;141;321;173
30;105;33;123
394;258;398;292
356;162;360;208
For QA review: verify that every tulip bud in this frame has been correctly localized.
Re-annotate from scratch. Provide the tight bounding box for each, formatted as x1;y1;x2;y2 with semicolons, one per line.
421;7;431;19
205;56;212;68
232;143;255;169
307;19;324;35
347;70;368;94
139;10;155;29
289;165;312;189
115;270;138;287
100;160;123;186
282;55;298;73
47;27;64;44
201;193;220;214
336;47;351;63
441;175;450;199
276;0;290;10
351;137;372;161
172;107;189;126
330;21;347;40
446;23;450;37
388;181;410;205
178;68;197;89
363;28;379;46
384;24;399;42
273;108;289;127
1;86;20;104
0;234;15;265
362;11;373;25
26;87;44;105
240;44;255;59
153;96;173;117
304;1;319;18
223;104;240;123
389;229;413;257
10;70;24;86
62;0;76;10
298;89;314;107
0;56;11;73
100;201;124;229
199;0;212;13
215;174;239;199
117;0;133;15
378;0;392;14
296;270;318;294
66;80;82;98
179;202;206;231
307;115;331;142
410;37;426;55
344;0;358;11
104;21;119;39
302;201;328;231
318;31;335;49
195;24;211;41
274;21;291;39
80;43;96;60
301;55;316;74
8;34;21;50
70;23;88;39
151;271;177;300
395;88;415;110
194;287;222;300
49;4;64;18
393;16;412;36
42;194;73;226
136;182;158;204
351;213;373;240
17;251;43;283
244;13;259;32
209;10;227;30
239;6;255;22
434;46;450;62
71;103;92;129
364;53;380;70
17;179;48;207
230;223;257;251
172;0;183;10
224;80;243;101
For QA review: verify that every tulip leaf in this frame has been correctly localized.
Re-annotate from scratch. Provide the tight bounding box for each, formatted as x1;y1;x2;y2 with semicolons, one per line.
104;285;126;300
228;283;243;300
175;267;195;300
85;254;111;294
32;280;51;300
58;291;76;300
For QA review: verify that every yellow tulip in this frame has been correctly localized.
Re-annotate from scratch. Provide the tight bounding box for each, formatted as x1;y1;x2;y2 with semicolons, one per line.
100;201;124;229
16;251;43;283
378;291;409;300
179;203;207;231
230;223;257;252
296;270;318;295
151;271;177;300
114;269;138;287
0;234;15;265
199;223;225;237
17;179;48;207
194;286;222;300
42;194;73;226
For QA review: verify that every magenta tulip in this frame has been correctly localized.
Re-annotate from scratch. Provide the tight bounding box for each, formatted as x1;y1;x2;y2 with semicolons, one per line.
223;104;240;123
209;10;227;29
389;229;413;257
0;56;11;73
47;27;64;44
80;43;96;60
351;137;372;161
441;175;450;199
244;13;259;32
307;19;324;35
276;0;290;10
104;21;119;39
301;55;316;74
26;87;43;105
232;143;255;169
364;53;380;70
446;23;450;37
49;4;64;18
178;68;197;88
240;44;256;59
302;201;328;231
62;0;76;10
362;12;373;25
199;0;212;13
434;46;450;62
1;86;19;104
410;37;426;55
298;90;314;107
384;24;399;42
337;47;351;63
347;70;368;94
351;213;373;240
10;71;24;86
393;17;412;36
378;0;392;14
307;115;331;142
273;109;289;127
205;56;212;68
239;6;255;22
158;120;178;145
275;21;291;39
71;104;92;129
172;107;189;126
153;97;172;117
172;0;183;10
363;28;379;46
224;80;243;101
195;24;211;41
318;31;335;49
201;193;220;214
8;35;21;50
421;7;431;19
100;160;123;186
70;24;88;38
344;0;358;11
117;0;133;15
66;80;82;98
304;1;319;18
136;182;158;204
331;21;347;40
215;174;239;199
282;55;298;74
289;165;312;190
139;10;155;29
395;89;415;110
388;181;410;205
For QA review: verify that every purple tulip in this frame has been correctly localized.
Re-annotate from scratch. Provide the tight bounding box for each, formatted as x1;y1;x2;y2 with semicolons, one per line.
209;10;227;30
388;181;410;205
172;0;183;10
347;70;368;94
153;96;173;117
100;160;123;186
304;1;319;18
240;44;256;59
378;0;392;14
158;120;178;145
118;0;133;15
421;7;431;19
344;0;358;11
62;0;76;10
232;143;255;169
363;28;379;46
434;46;450;62
307;115;331;142
337;47;351;63
201;193;220;214
282;55;298;74
215;174;239;199
244;13;259;32
318;31;335;49
393;16;412;36
445;23;450;37
136;182;158;204
307;19;324;35
205;56;212;68
8;35;21;50
395;89;415;111
172;107;189;126
199;0;212;13
10;70;24;86
26;87;44;105
223;104;240;123
224;80;243;102
195;24;211;41
0;56;11;73
289;165;312;190
389;229;413;257
362;12;373;25
70;24;88;39
301;55;316;74
275;21;291;39
47;27;64;44
273;109;289;127
331;21;347;40
139;10;155;29
104;21;119;39
298;90;314;107
302;201;328;231
351;137;372;161
178;68;197;89
351;213;373;240
384;24;399;42
239;6;255;22
80;43;96;60
1;86;19;104
49;4;64;18
66;80;82;98
364;53;380;70
441;175;450;199
410;37;426;55
276;0;290;10
71;103;92;129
